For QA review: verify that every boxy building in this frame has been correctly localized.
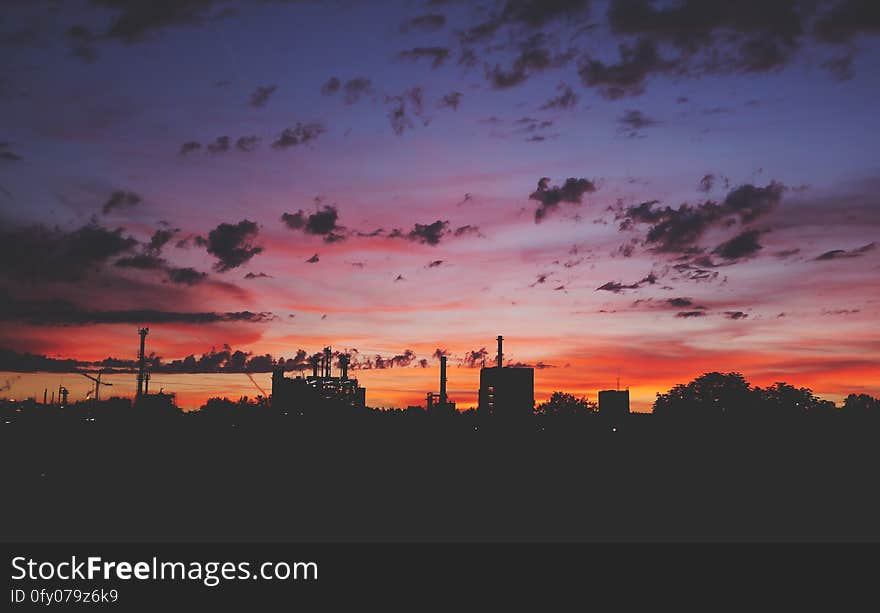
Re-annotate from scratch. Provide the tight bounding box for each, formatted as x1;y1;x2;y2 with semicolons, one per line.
477;336;534;418
598;389;630;418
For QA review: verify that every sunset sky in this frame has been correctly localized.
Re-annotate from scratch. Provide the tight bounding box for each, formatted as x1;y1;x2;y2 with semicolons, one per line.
1;0;878;410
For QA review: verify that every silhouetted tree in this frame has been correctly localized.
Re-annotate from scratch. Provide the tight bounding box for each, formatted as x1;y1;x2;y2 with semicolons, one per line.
536;391;596;416
754;382;825;419
841;393;880;416
653;372;755;419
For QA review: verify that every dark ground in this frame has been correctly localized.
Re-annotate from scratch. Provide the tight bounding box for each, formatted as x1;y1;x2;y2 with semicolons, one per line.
3;412;879;542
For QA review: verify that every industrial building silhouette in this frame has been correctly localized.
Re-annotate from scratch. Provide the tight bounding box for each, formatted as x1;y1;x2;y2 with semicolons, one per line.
33;329;631;416
271;345;367;412
478;336;535;417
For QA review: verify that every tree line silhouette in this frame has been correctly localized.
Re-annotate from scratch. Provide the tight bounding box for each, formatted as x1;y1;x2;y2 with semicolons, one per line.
2;371;876;429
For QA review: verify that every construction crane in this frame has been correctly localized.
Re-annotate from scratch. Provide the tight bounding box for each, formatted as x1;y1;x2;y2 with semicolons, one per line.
77;371;113;401
244;373;267;397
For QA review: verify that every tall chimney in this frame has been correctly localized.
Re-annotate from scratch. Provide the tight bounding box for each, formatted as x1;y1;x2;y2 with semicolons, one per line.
311;354;319;378
136;327;149;397
496;335;503;369
340;354;349;380
324;347;332;378
439;355;447;404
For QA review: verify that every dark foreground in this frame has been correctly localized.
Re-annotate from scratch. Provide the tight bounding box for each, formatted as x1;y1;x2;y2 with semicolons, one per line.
3;414;880;541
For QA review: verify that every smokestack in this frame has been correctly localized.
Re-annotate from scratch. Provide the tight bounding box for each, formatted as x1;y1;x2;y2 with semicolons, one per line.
496;335;503;369
43;388;47;405
136;327;149;398
324;347;332;378
439;355;447;404
340;354;349;380
311;354;319;378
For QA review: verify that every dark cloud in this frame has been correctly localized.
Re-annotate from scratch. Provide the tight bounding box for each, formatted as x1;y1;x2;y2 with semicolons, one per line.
349;349;418;370
102;190;142;215
281;205;346;243
397;47;451;68
306;253;319;264
530;273;549;286
179;141;201;155
713;229;764;260
144;345;294;375
606;0;807;75
814;0;880;44
427;260;444;268
499;0;592;28
823;53;854;81
698;174;716;193
65;23;98;62
459;0;591;44
666;297;705;309
385;87;426;135
0;348;84;374
578;38;667;99
235;135;260;152
671;262;720;283
437;91;463;110
271;123;325;149
596;272;657;293
724;182;785;222
774;248;800;259
249;84;277;108
147;228;178;253
0;221;137;282
458;47;479;67
114;253;165;270
487;34;575;89
203;219;262;272
0;295;273;326
539;82;579;110
821;308;860;316
724;311;748;320
453;224;482;237
676;310;707;318
206;135;230;153
814;242;877;261
529;176;597;222
0;143;22;162
114;246;207;285
343;78;373;104
616;181;784;254
400;14;447;33
617;109;661;137
166;266;207;285
244;272;271;279
94;0;226;43
407;220;449;245
320;77;341;95
462;347;489;368
511;117;556;142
